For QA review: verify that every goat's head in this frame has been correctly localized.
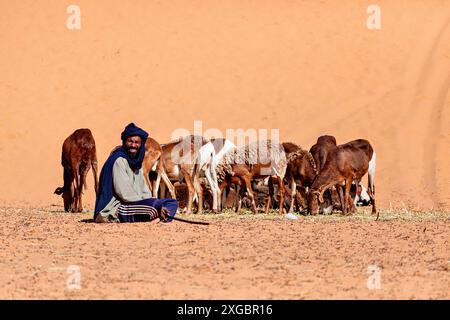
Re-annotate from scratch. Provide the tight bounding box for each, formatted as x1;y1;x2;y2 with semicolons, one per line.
307;189;323;215
54;186;71;212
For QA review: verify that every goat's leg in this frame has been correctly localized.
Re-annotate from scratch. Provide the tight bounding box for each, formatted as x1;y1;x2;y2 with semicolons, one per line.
235;184;242;213
78;165;89;212
92;162;99;196
192;165;199;205
216;189;222;213
64;168;74;212
160;169;177;199
368;152;377;215
350;179;361;213
160;179;167;198
336;184;344;213
300;187;308;211
242;176;257;213
277;176;286;214
152;172;162;198
218;181;228;212
265;178;274;214
204;165;217;212
215;183;222;212
221;186;228;211
62;168;70;212
295;190;301;212
210;165;222;212
77;166;86;213
152;161;165;198
289;176;296;213
343;178;353;215
72;165;80;213
182;167;195;214
69;180;75;212
368;172;376;215
355;179;362;203
194;168;203;214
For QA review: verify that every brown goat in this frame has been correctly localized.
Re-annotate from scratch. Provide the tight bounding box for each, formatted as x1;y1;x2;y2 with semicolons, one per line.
283;138;338;213
54;128;98;212
308;139;377;218
151;135;209;214
308;135;343;212
285;146;319;212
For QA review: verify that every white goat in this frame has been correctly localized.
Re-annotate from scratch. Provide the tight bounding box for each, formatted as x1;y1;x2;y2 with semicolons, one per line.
193;138;236;212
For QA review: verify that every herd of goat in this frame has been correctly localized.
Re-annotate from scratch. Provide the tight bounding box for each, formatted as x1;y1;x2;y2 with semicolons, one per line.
54;129;377;219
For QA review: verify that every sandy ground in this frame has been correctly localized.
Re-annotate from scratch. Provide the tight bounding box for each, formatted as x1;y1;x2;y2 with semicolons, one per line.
0;206;448;300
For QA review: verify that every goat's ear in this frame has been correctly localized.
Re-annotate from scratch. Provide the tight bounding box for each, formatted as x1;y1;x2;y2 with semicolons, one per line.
54;187;64;195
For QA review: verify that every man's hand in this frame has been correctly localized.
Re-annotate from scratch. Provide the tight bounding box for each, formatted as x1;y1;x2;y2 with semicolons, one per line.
159;207;171;222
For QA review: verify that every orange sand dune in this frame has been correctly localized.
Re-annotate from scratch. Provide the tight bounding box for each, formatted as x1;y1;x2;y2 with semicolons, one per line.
1;0;449;210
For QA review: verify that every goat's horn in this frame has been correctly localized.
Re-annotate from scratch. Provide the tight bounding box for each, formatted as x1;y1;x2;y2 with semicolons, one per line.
318;193;324;203
311;189;324;203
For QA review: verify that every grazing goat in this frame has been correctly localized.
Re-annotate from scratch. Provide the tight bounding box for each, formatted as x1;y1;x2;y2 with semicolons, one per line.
308;135;374;214
192;138;236;213
285;146;318;212
54;128;98;212
340;139;376;213
215;140;287;214
308;139;377;218
283;138;337;213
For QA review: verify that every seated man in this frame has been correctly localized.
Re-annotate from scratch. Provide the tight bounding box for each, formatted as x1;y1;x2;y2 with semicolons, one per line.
94;123;178;223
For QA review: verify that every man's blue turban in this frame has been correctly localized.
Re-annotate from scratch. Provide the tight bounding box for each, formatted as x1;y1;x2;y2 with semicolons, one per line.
121;122;149;142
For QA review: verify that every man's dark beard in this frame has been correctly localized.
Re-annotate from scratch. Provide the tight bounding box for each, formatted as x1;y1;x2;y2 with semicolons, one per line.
126;147;140;159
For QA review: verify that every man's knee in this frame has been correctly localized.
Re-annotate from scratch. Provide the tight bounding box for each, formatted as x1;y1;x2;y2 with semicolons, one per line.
166;198;178;206
167;199;178;208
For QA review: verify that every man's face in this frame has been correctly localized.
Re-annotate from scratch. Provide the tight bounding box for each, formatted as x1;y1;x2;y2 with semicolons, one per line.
124;136;142;158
